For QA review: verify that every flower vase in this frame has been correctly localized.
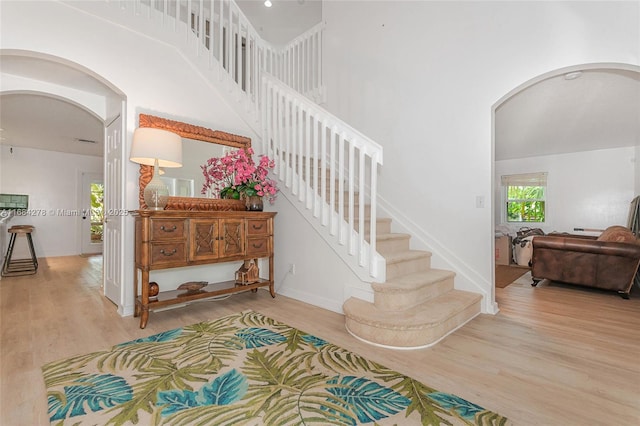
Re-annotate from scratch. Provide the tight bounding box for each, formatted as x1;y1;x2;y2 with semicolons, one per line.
245;195;263;211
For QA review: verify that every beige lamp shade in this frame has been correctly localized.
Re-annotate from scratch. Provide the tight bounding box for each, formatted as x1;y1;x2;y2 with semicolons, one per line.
130;128;183;210
130;128;183;168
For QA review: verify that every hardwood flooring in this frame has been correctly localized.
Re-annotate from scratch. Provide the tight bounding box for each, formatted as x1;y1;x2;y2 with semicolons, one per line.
1;256;639;425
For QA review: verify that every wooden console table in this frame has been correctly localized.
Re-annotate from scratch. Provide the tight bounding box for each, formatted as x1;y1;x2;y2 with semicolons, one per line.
132;210;276;328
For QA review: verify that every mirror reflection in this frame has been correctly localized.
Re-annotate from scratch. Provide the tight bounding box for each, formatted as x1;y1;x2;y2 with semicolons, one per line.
160;137;226;197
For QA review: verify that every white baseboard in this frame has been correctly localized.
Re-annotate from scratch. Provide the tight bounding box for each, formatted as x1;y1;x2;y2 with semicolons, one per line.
276;287;344;315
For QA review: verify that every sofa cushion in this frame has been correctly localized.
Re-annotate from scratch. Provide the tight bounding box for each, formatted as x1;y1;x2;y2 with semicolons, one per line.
597;226;637;243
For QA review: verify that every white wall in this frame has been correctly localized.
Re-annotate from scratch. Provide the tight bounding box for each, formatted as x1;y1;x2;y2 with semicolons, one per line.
636;145;640;194
0;145;103;257
322;1;639;307
271;195;364;313
495;147;635;236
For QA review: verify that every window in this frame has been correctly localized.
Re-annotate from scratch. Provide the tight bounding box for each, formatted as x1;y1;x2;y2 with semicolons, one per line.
501;172;547;223
90;183;104;243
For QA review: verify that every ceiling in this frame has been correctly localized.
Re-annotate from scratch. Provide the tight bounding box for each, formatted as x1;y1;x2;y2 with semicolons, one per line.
495;68;640;161
0;93;104;157
0;4;638;162
236;0;322;45
0;54;116;157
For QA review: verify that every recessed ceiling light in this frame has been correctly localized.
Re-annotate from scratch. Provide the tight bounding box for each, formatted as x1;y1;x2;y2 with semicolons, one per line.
264;0;272;7
564;71;583;80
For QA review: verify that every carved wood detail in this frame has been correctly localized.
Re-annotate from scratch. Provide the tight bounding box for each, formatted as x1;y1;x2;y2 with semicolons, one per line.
165;196;245;211
139;114;251;148
136;114;252;210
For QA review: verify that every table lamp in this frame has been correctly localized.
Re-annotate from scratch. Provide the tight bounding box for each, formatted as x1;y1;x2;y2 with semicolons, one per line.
130;128;183;210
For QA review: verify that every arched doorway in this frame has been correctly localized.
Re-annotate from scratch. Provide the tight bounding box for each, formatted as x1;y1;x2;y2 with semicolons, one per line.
0;50;127;306
492;63;640;294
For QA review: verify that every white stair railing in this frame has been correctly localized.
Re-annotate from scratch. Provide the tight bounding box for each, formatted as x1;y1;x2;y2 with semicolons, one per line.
65;0;383;280
261;74;385;280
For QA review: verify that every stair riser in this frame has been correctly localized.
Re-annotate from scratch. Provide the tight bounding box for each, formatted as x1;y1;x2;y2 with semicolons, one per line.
311;180;365;201
374;277;454;311
345;299;481;348
354;220;391;235
385;256;431;280
344;209;371;222
376;236;411;256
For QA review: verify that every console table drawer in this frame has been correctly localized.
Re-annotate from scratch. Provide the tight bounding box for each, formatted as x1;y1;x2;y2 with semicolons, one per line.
247;219;270;236
151;220;186;240
246;237;271;257
150;243;187;265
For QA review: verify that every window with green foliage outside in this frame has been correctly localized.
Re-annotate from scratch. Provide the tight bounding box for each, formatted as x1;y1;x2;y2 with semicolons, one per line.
501;172;547;223
91;183;104;242
506;186;545;222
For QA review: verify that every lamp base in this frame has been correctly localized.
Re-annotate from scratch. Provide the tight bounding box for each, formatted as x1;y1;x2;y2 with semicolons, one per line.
144;174;169;210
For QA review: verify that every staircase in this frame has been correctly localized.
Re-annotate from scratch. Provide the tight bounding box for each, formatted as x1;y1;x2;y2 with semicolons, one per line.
331;167;481;349
73;0;484;349
344;225;482;349
262;75;482;349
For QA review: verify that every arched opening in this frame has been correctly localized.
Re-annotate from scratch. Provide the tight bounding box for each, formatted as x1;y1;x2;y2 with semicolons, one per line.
492;63;640;298
0;50;127;305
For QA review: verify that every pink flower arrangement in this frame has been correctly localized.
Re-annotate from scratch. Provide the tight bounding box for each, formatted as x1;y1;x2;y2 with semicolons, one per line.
201;148;279;203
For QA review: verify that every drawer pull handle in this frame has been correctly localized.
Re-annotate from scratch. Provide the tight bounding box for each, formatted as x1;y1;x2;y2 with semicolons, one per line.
160;225;177;232
252;242;264;249
251;224;264;230
159;248;177;256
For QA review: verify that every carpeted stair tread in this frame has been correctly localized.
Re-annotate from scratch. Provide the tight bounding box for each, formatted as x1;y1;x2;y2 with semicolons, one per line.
383;249;432;264
343;290;482;331
376;233;411;242
372;268;455;293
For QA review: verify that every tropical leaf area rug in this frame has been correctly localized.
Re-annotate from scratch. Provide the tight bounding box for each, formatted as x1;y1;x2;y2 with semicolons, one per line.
42;311;510;425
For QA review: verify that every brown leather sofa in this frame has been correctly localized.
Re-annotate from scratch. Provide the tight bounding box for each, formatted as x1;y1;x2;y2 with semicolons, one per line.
531;226;640;298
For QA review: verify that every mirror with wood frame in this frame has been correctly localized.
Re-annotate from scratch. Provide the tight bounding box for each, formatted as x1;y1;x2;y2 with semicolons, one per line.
137;113;251;211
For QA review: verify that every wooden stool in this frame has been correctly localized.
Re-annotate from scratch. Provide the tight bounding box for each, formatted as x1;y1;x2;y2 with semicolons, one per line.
2;225;38;276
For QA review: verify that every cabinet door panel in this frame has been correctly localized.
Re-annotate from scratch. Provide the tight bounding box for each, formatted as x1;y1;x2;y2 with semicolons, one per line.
190;220;219;261
220;219;245;258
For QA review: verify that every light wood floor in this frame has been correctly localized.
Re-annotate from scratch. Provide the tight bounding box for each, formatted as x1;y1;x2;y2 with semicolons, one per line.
1;256;639;425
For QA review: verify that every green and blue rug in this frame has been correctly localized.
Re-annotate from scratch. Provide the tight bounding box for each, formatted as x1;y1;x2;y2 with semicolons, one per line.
42;311;509;425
